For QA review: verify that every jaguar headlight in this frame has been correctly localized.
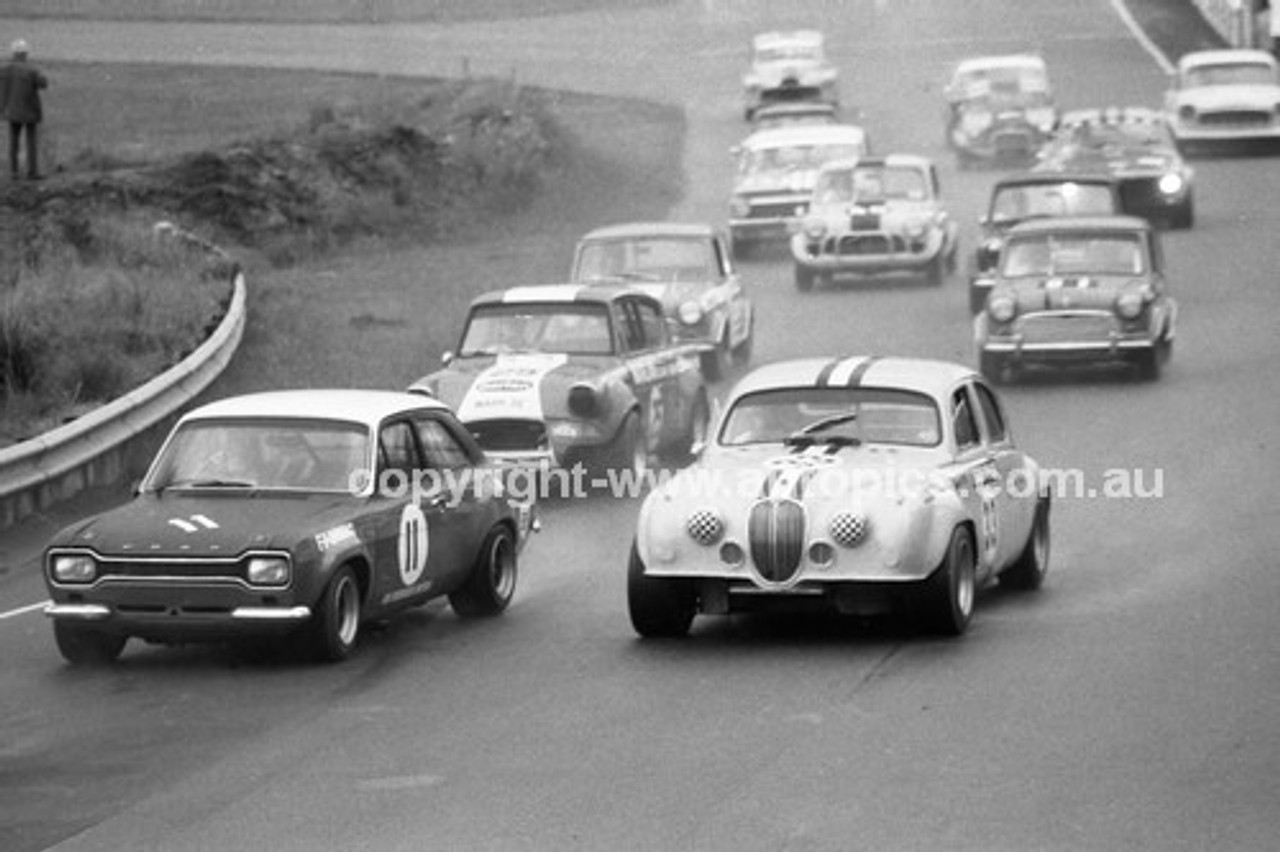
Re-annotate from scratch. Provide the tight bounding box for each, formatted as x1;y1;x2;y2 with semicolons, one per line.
677;301;703;326
51;553;97;584
1157;172;1185;196
988;294;1017;324
1116;289;1146;319
247;555;291;587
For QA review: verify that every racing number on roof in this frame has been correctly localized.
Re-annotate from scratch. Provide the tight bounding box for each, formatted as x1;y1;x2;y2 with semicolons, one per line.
398;503;429;586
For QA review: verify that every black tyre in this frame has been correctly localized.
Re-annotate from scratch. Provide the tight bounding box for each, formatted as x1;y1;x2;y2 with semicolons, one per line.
969;286;988;315
918;527;976;636
627;541;695;638
1171;197;1194;229
702;329;732;383
450;525;518;618
795;264;816;292
1134;335;1170;382
598;412;648;482
925;252;946;286
732;319;754;366
979;351;1007;384
999;499;1050;590
54;623;126;666
308;564;361;663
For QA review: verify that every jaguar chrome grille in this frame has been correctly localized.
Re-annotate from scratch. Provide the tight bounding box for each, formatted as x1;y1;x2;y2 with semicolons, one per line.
748;499;806;584
467;418;548;452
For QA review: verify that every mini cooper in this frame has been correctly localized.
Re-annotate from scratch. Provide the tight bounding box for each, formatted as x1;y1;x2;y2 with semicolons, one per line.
43;390;535;665
410;283;710;478
569;222;755;382
1164;49;1280;153
742;30;839;121
627;356;1050;637
790;154;959;290
969;171;1123;313
728;123;871;256
1035;107;1195;229
944;54;1057;168
974;216;1177;382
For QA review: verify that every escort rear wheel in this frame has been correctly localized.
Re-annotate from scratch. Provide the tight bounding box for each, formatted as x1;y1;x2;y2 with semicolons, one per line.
450;525;518;618
627;541;695;638
309;564;361;663
54;623;126;666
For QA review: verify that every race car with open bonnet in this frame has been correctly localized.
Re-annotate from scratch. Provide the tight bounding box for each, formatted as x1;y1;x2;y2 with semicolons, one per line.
741;30;840;121
943;54;1057;168
628;356;1050;638
410;283;710;480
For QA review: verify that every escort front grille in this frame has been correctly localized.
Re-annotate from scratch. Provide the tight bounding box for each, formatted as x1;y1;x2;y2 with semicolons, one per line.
748;499;806;584
468;419;548;452
95;558;253;584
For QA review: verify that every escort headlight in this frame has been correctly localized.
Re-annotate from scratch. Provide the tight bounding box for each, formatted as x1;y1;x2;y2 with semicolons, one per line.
988;294;1017;323
962;110;993;134
567;384;600;418
1157;173;1185;196
51;553;97;584
730;196;751;218
247;556;291;587
802;219;827;240
677;301;703;326
1116;289;1146;319
548;420;585;440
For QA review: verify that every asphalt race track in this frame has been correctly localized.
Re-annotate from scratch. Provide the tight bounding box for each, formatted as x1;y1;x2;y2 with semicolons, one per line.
2;2;1278;850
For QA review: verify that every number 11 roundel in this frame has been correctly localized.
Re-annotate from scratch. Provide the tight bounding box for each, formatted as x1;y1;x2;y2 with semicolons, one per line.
397;504;430;586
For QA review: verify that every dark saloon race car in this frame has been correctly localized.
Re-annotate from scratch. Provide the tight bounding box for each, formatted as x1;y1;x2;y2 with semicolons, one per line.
628;356;1049;638
1034;107;1196;229
569;222;755;382
968;171;1123;313
43;390;536;665
974;216;1177;382
410;283;710;480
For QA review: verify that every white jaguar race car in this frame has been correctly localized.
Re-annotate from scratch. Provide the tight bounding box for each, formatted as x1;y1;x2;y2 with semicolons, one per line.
628;356;1050;638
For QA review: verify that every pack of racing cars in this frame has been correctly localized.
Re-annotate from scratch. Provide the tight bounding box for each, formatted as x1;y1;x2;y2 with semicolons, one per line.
50;29;1275;664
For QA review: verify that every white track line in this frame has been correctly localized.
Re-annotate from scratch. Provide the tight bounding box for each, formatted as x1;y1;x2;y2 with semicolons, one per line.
0;601;49;620
1110;0;1176;74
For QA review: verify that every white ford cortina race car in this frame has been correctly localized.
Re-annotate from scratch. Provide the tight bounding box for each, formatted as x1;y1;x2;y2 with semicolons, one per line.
628;356;1050;637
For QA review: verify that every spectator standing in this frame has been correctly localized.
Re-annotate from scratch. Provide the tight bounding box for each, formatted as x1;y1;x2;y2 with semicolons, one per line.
0;39;48;180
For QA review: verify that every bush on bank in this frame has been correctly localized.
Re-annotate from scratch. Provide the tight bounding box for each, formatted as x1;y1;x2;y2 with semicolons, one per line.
0;77;577;445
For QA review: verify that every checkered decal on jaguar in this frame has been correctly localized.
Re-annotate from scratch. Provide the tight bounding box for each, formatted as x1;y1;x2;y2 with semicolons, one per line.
829;512;868;548
686;509;725;546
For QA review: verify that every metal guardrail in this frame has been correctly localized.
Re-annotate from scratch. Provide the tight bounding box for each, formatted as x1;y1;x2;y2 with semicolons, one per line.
0;225;246;528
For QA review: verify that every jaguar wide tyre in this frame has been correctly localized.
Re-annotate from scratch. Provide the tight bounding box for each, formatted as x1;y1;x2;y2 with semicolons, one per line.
54;623;126;666
450;526;518;618
628;542;695;638
308;564;361;663
919;527;976;636
1000;500;1050;590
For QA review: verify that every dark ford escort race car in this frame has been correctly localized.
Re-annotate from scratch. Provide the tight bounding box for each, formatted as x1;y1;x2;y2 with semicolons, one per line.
43;390;536;665
411;283;710;480
974;216;1177;382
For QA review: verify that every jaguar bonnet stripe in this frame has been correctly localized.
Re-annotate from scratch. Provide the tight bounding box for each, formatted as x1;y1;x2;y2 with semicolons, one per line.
814;356;847;387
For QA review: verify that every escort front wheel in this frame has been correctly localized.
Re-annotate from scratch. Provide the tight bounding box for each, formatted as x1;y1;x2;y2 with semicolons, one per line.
54;623;126;666
309;564;361;663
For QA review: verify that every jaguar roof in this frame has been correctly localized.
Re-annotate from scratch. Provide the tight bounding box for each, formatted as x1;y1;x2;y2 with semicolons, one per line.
728;356;978;402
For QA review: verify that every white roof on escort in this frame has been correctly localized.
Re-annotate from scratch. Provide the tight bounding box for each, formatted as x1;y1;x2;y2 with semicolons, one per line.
728;356;979;403
181;389;449;427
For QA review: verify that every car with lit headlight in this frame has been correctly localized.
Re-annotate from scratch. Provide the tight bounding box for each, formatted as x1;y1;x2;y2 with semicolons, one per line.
43;390;536;666
1163;49;1280;153
742;30;840;121
627;355;1050;638
1034;107;1195;228
968;171;1123;313
790;154;959;290
975;216;1176;382
943;54;1057;168
410;283;710;478
569;222;754;382
728;123;870;256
